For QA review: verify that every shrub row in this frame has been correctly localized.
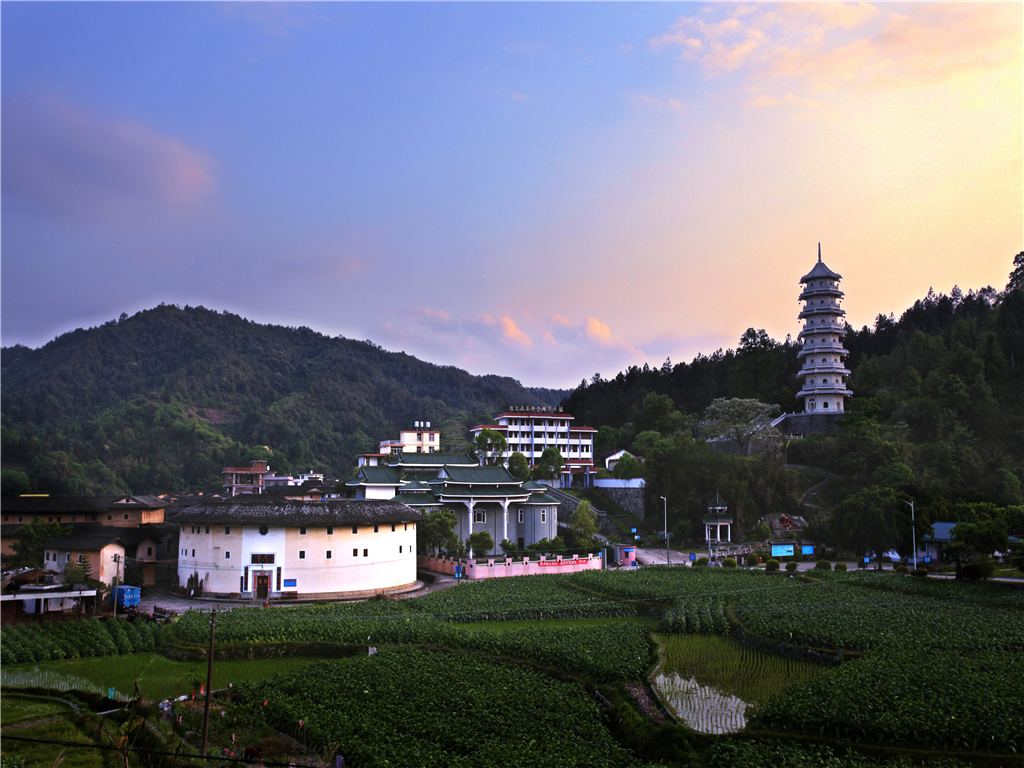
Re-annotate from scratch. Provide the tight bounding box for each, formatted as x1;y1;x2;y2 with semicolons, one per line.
1;618;159;664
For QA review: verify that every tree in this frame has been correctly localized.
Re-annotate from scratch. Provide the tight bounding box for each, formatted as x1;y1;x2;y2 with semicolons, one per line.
500;538;520;557
526;536;565;555
733;328;785;400
569;500;598;543
829;486;906;569
416;508;459;555
701;398;781;456
1;469;31;497
532;447;564;481
632;393;685;435
950;519;1008;563
508;451;530;481
473;429;508;466
613;454;642;479
9;518;72;569
467;530;494;557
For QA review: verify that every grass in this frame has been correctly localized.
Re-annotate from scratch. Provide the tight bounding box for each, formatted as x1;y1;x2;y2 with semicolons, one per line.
0;709;112;768
0;693;73;724
2;654;318;703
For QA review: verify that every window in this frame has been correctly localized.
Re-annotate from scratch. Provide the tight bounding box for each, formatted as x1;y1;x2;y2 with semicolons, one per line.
391;524;396;532
299;551;306;559
518;509;524;523
373;525;380;533
66;553;71;562
300;526;307;535
91;514;97;522
147;547;153;556
400;545;403;553
363;548;368;557
18;516;23;523
326;526;333;535
353;548;358;557
108;515;112;521
474;510;486;524
192;549;195;557
404;524;408;531
46;552;50;562
251;553;275;564
541;509;547;524
126;514;131;521
225;551;231;559
225;526;231;535
352;526;358;534
78;554;85;564
326;550;332;559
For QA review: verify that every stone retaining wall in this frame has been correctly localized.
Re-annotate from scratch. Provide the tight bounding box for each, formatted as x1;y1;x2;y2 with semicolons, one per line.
600;487;646;522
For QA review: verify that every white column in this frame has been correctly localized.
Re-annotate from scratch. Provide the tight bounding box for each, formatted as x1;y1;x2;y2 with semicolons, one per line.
502;500;509;544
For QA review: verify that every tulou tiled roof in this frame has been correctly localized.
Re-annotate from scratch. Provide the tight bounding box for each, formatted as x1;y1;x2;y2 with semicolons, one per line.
168;498;424;526
2;495;166;514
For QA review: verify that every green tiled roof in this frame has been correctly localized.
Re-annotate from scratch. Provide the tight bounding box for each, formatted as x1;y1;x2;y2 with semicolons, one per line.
525;492;560;505
441;465;517;484
436;487;532;499
400;480;431;490
392;453;477;466
352;466;402;485
390;493;443;506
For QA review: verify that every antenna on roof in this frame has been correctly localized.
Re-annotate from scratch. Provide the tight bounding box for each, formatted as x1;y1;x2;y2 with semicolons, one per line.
818;242;822;263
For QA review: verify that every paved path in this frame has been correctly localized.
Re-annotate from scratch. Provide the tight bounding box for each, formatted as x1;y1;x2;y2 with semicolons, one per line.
136;570;461;614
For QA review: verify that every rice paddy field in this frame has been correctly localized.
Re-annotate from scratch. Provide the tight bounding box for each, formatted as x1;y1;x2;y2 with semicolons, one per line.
3;566;1023;767
653;634;822;733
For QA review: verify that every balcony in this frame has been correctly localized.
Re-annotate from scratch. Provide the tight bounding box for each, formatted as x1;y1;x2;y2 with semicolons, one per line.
798;286;844;301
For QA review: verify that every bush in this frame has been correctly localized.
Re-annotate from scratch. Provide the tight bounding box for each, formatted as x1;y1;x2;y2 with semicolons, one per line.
814;560;831;571
895;565;910;574
785;560;799;572
959;561;995;581
745;553;759;567
695;557;709;567
765;559;780;572
722;557;737;568
912;568;929;577
834;562;847;571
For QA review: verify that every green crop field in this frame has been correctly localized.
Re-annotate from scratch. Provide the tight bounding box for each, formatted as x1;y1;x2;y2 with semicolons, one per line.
233;647;647;768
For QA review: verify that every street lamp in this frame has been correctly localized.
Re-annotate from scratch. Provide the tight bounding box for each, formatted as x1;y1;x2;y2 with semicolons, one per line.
904;500;916;570
660;496;670;567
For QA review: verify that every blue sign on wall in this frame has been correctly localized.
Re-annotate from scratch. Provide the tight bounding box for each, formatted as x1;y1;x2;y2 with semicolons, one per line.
771;544;795;558
630;528;637;533
283;579;297;588
689;552;696;561
801;545;814;556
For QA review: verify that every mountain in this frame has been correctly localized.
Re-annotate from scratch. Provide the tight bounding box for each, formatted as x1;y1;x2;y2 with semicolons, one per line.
1;305;566;495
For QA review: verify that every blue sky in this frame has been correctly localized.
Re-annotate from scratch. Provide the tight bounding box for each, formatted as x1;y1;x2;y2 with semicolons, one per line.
3;2;1021;387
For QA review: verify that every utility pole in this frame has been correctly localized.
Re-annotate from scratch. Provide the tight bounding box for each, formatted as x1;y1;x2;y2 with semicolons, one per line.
660;496;670;567
112;554;121;619
904;500;917;570
201;608;217;757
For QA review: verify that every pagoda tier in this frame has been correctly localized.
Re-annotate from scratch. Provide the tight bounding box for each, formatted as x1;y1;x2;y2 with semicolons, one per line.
796;245;852;413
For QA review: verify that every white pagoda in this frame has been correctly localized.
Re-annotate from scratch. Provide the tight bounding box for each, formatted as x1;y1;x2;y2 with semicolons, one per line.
796;245;852;412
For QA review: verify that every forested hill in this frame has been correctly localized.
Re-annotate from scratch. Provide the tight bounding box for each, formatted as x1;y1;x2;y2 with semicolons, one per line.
562;254;1024;513
1;305;565;495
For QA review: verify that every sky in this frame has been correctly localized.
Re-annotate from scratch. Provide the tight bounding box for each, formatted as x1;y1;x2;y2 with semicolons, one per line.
2;2;1021;388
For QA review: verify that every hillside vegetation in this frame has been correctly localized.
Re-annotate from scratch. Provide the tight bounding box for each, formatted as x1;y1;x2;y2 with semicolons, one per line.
1;305;564;494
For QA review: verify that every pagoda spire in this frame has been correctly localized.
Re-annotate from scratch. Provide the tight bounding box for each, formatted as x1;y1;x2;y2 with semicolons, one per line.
818;242;821;263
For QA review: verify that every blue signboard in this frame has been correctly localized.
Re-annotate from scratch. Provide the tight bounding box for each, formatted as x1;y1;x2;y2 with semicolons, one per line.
924;556;930;563
283;579;297;588
771;544;795;558
689;552;696;561
630;528;637;533
864;556;870;564
623;547;634;553
801;545;814;556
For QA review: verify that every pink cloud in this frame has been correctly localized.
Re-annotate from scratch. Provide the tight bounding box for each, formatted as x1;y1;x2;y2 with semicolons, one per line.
2;92;216;225
501;316;534;347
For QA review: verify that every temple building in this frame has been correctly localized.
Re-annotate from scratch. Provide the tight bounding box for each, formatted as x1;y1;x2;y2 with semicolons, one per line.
796;245;853;413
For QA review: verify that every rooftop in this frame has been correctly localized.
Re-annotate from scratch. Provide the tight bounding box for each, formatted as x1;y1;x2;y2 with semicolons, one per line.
169;499;424;526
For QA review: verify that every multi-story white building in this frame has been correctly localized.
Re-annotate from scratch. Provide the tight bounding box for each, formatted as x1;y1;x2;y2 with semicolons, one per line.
796;246;853;413
469;409;596;485
379;421;441;455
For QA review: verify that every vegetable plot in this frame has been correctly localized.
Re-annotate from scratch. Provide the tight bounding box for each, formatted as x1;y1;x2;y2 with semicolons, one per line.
234;648;648;768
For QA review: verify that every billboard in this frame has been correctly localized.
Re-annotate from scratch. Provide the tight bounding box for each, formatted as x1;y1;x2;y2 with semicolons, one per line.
771;544;795;558
801;544;814;556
